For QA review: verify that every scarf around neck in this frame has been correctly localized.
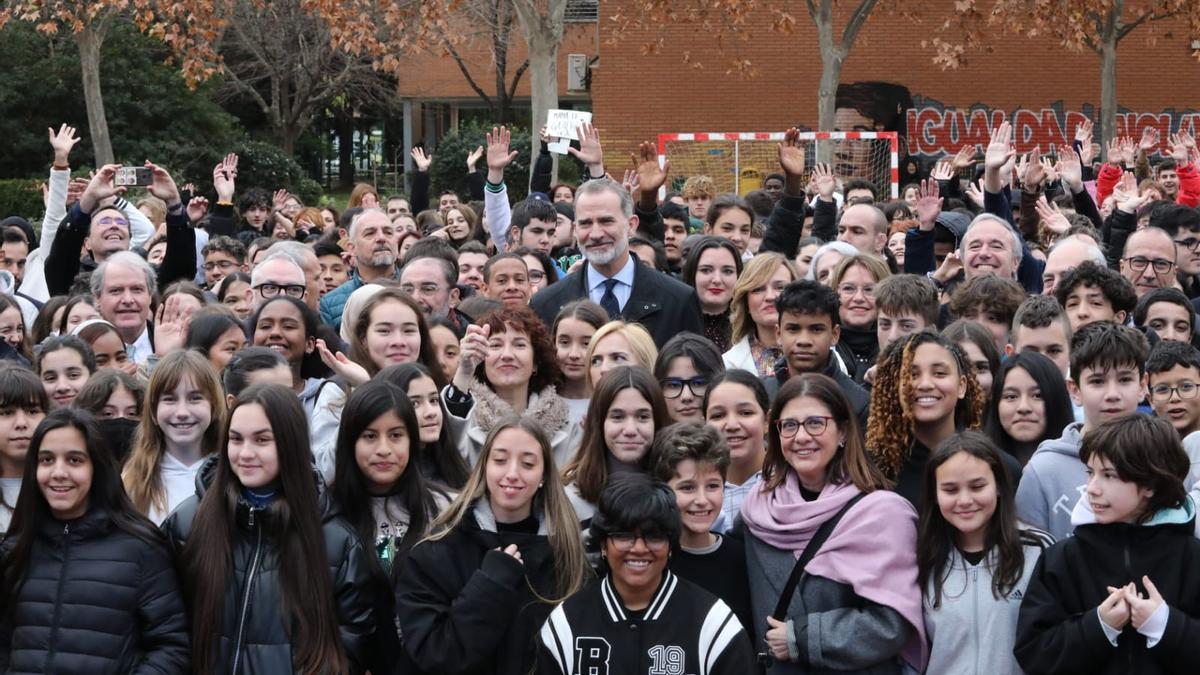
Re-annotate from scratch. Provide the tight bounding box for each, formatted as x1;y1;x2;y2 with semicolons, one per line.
740;472;928;671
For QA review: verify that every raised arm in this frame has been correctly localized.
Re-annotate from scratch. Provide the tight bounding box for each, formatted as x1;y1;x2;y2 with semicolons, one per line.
485;126;520;250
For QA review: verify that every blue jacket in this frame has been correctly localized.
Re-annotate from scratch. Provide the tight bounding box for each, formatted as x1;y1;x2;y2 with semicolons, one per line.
320;267;401;328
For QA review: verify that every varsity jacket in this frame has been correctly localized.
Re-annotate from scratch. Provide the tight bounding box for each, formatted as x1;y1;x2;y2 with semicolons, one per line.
536;571;754;675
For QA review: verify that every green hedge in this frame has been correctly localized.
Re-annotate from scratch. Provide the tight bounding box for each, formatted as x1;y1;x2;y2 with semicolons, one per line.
0;179;45;223
429;125;532;203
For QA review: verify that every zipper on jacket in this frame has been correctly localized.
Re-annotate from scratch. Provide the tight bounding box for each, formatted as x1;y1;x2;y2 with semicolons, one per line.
44;522;71;673
231;509;264;674
969;566;980;675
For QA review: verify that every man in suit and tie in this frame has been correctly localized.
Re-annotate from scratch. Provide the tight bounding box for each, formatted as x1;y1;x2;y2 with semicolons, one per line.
531;178;702;347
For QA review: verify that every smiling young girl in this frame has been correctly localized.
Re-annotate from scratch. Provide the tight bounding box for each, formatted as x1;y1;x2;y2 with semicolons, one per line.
249;295;332;414
1015;414;1200;674
984;351;1076;465
162;383;375;674
868;331;999;506
653;332;724;424
36;335;95;409
703;369;770;532
123;350;226;524
683;236;743;353
0;408;189;674
552;300;609;423
184;308;247;373
378;363;470;489
396;416;588;675
918;431;1052;675
331;379;451;675
0;365;47;533
537;473;754;674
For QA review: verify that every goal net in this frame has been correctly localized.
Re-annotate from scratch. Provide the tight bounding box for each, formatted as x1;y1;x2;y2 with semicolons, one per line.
656;131;899;201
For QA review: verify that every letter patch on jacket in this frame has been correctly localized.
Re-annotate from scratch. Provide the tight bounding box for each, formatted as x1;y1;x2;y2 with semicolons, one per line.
574;636;611;675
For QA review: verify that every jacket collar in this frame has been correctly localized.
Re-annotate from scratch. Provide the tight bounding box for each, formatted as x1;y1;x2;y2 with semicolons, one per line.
600;570;678;623
571;255;665;322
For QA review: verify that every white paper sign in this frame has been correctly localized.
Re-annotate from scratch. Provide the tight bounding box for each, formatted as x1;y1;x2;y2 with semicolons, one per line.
545;109;592;140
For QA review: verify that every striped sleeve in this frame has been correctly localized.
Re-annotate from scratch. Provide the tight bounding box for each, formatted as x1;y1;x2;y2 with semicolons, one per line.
697;599;744;675
538;605;573;675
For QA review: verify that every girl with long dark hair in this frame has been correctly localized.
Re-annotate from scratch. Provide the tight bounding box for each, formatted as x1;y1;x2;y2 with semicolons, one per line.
559;366;669;524
162;383;374;674
984;351;1076;465
331;380;451;675
248;295;332;415
0;365;47;533
918;431;1051;675
395;416;589;675
0;408;189;673
377;363;470;489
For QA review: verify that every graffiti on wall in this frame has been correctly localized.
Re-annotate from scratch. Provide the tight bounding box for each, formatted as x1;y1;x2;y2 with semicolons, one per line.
832;81;1200;159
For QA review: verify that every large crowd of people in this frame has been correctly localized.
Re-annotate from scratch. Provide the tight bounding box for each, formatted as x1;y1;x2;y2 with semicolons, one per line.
0;114;1199;674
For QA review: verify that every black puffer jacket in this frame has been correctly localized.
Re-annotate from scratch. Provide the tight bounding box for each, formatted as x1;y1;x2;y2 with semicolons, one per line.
0;508;189;674
161;457;374;675
395;500;562;675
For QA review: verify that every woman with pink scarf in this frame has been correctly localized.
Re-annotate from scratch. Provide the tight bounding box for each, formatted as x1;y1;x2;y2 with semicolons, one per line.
741;374;927;674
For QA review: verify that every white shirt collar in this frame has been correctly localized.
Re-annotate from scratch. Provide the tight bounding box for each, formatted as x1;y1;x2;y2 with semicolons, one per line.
586;253;636;293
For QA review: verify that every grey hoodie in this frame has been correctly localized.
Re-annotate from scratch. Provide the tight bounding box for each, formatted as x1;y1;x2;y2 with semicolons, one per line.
1015;422;1086;540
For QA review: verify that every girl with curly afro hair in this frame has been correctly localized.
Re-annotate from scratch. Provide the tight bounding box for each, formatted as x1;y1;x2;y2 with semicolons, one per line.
866;330;997;506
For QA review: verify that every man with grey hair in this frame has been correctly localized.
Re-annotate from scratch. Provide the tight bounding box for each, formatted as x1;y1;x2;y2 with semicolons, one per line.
265;240;321;311
319;207;399;326
1041;234;1107;297
249;252;307;311
92;250;157;364
530;178;702;347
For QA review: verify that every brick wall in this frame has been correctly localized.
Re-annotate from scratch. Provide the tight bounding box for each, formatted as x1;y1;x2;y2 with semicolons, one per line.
592;0;1200;166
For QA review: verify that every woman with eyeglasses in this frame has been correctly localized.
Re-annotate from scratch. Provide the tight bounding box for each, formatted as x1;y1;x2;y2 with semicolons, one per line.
652;333;725;425
537;473;755;674
742;373;927;673
560;366;669;526
829;253;891;385
682;236;743;353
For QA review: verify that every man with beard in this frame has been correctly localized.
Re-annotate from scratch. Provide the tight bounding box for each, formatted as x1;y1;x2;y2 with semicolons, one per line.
530;178;702;347
319;208;400;326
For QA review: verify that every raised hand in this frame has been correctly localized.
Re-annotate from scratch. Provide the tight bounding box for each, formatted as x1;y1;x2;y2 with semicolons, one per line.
1021;146;1046;189
932;249;963;284
1113;172;1148;213
1035;195;1070;235
930;159;954;181
1079;139;1096;166
214;153;237;202
145;161;182;208
1170;132;1191;164
153;293;193;357
1106;137;1123;165
466;145;484;172
621;169;640;195
187;196;209;223
631;140;669;195
1074;119;1094;145
964;180;985;210
1119;136;1137;165
79;165;124;213
48;124;81;167
1039;156;1059;185
1126;576;1165;630
568;122;604;174
66;177;89;208
454;323;491;388
538;125;550;144
411;147;433;172
810;163;836;201
272;189;290;212
914;179;942;231
1139;127;1161;154
1056;149;1083;193
985;121;1015;171
486;126;519;182
777;127;807;177
1099;584;1132;631
952;144;977;170
315;339;370;387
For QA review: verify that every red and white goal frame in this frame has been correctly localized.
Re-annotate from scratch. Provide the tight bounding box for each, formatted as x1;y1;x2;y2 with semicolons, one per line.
656;131;900;200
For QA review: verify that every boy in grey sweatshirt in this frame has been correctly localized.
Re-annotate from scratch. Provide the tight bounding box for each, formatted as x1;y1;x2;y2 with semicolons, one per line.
1015;323;1148;540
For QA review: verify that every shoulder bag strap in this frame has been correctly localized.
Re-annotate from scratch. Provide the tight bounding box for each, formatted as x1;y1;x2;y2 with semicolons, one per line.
771;492;867;620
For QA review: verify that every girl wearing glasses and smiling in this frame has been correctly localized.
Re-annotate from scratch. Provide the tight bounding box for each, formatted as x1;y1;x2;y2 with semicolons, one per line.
653;332;725;424
537;473;755;675
742;373;927;674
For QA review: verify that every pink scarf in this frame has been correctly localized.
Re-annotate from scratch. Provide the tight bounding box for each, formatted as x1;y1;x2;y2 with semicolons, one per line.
741;474;928;671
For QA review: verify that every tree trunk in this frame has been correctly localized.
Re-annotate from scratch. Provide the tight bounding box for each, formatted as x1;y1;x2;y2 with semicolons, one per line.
513;0;567;188
813;2;842;164
1099;34;1118;162
75;24;114;166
